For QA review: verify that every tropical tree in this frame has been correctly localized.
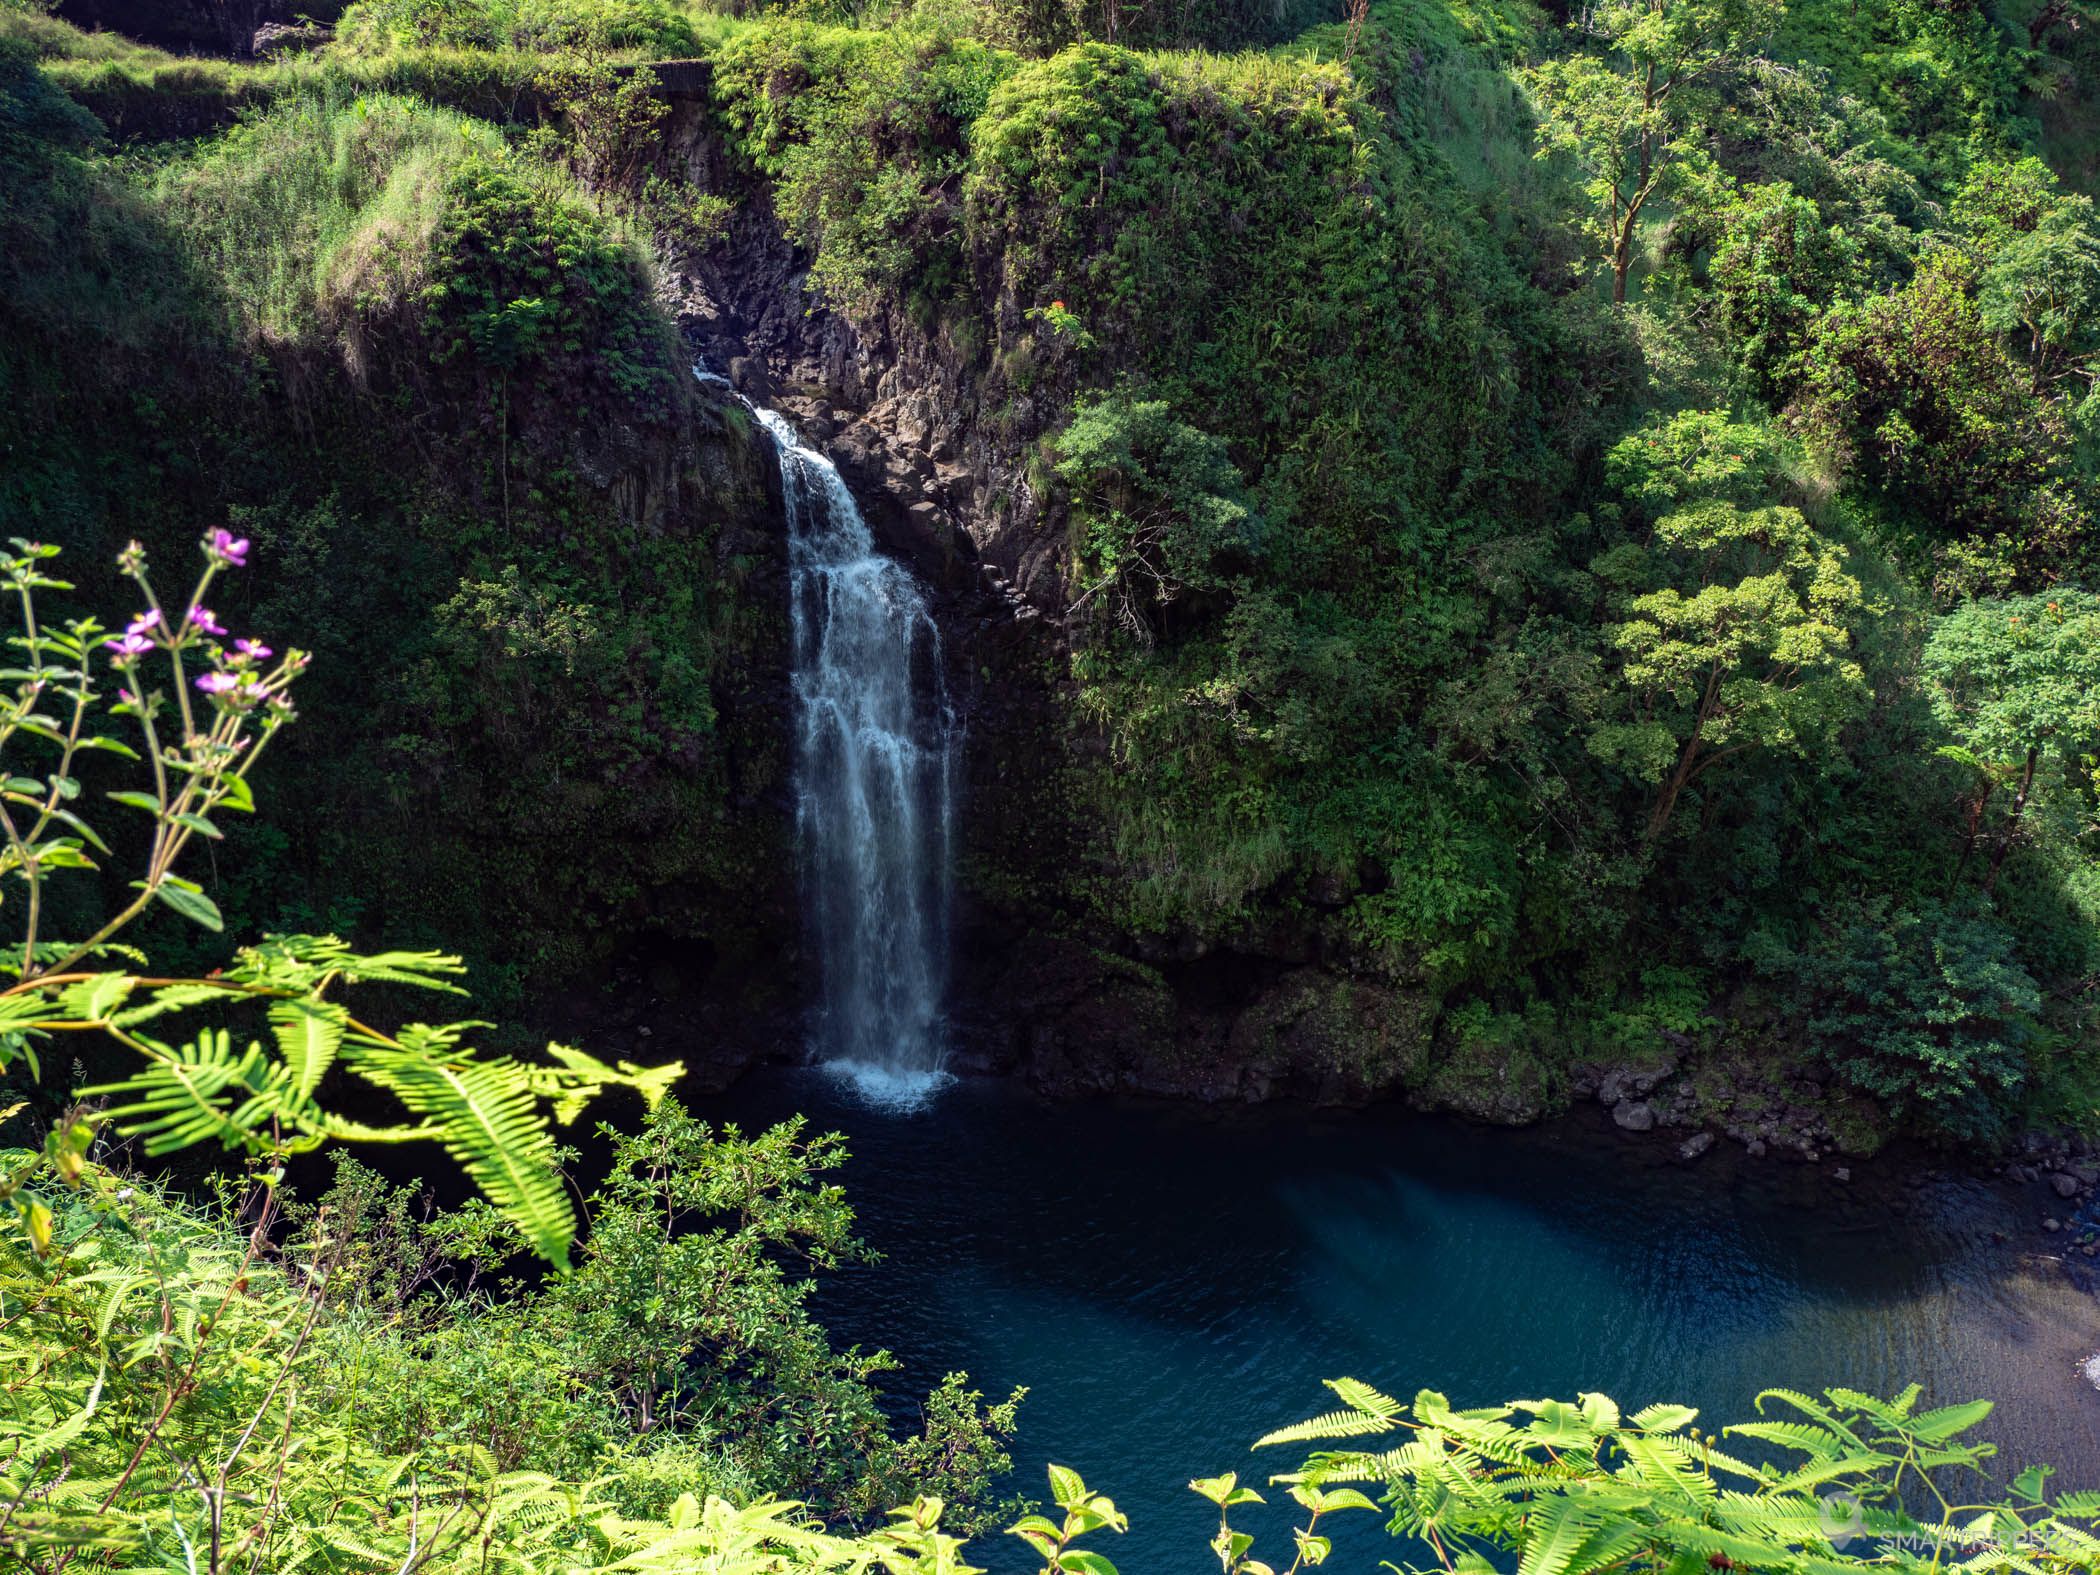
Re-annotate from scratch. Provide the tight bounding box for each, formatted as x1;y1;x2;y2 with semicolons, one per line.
1923;589;2100;892
1053;392;1259;648
1955;159;2100;397
1529;0;1783;302
1709;180;1860;401
1794;250;2074;542
1589;500;1866;844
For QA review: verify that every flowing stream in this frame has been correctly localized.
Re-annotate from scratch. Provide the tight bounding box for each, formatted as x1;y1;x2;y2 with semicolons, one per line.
748;393;958;1104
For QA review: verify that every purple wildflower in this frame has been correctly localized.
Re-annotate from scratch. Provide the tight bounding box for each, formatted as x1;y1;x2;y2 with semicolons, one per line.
126;610;160;637
103;634;153;659
187;606;228;637
195;672;239;696
233;638;272;662
206;529;249;568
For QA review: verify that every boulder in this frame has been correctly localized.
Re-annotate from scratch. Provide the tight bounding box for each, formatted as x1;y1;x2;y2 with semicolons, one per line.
1614;1101;1657;1133
1677;1132;1714;1162
2052;1172;2084;1199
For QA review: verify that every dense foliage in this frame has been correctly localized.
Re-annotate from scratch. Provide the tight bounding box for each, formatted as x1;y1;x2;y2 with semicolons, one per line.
11;0;2100;1161
13;3;2100;1567
685;0;2100;1136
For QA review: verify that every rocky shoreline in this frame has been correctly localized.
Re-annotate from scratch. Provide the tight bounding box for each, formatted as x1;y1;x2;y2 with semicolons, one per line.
567;955;2100;1283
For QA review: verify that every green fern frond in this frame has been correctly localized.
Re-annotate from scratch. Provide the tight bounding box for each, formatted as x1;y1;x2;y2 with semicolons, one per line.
1907;1398;1994;1443
1614;1433;1714;1508
1255;1378;1404;1448
346;1040;577;1269
1724;1420;1851;1461
82;1030;301;1155
269;997;347;1100
228;934;470;994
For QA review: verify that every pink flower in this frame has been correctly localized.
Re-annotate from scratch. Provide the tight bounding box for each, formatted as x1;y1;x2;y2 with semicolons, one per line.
195;672;239;696
125;610;160;637
187;606;227;637
206;529;250;568
103;634;153;659
233;638;272;662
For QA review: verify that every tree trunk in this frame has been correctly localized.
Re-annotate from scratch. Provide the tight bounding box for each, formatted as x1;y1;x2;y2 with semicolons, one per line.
1985;746;2040;895
1949;778;1995;892
1644;733;1701;844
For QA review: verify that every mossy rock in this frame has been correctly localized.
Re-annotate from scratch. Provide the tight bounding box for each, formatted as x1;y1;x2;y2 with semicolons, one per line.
1415;1036;1564;1126
1227;967;1436;1101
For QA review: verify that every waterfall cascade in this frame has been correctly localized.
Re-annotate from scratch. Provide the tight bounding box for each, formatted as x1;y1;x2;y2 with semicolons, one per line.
715;372;958;1105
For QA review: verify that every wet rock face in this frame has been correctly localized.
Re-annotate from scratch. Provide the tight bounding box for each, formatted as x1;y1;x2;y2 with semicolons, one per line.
952;945;1437;1105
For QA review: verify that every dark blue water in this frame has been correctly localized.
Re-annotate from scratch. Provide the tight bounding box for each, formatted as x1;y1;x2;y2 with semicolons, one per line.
703;1069;2100;1569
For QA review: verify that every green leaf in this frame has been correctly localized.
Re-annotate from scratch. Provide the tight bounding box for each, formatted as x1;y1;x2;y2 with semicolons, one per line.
56;974;133;1022
1909;1399;1992;1443
215;773;256;814
45;807;109;853
1057;1552;1117;1575
1524;1398;1596;1448
145;881;222;932
83;1030;285;1154
31;839;95;870
1307;1488;1378;1514
1011;1529;1059;1559
105;791;161;814
1047;1465;1086;1510
1632;1403;1699;1433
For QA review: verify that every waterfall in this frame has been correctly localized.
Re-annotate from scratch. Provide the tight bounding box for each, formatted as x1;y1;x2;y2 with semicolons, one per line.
725;378;957;1106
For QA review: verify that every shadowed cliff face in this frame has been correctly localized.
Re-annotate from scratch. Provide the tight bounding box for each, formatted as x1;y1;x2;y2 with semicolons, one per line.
54;0;347;55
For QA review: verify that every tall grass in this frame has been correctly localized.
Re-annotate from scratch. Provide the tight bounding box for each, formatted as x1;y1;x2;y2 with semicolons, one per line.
153;92;503;344
334;0;702;55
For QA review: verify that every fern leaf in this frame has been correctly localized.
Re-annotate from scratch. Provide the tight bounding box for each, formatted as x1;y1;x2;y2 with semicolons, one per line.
1724;1420;1849;1461
269;997;346;1100
1514;1494;1607;1575
346;1039;576;1268
21;1361;103;1457
1907;1398;1993;1442
82;1031;281;1154
1255;1408;1396;1449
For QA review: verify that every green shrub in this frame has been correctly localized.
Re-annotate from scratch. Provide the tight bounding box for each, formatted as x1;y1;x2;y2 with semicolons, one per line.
1053;391;1258;645
336;0;700;56
1757;898;2039;1134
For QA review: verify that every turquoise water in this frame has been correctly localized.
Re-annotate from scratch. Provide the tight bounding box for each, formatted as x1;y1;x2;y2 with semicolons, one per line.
705;1069;2100;1569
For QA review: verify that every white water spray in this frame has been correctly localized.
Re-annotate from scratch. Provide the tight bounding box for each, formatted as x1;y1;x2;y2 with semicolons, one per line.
711;374;957;1107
